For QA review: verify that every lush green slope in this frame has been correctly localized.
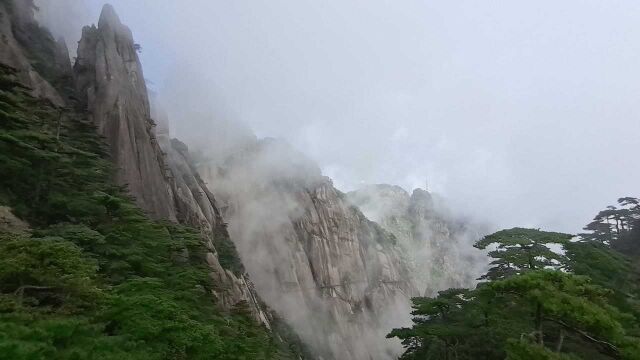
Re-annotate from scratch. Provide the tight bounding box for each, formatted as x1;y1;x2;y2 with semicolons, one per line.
0;65;299;359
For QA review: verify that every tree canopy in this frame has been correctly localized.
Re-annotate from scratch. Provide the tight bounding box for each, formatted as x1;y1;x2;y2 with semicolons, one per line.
390;224;640;359
475;228;572;280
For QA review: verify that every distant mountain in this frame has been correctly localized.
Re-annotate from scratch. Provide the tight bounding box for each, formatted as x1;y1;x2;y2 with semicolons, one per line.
347;184;488;295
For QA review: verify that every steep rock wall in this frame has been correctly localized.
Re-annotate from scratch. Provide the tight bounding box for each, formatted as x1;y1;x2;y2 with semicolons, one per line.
73;4;176;221
347;184;487;295
201;139;417;360
0;0;66;106
70;4;267;318
154;109;269;320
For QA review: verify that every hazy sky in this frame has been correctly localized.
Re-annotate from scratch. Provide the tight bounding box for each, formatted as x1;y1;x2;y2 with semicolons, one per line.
50;1;640;233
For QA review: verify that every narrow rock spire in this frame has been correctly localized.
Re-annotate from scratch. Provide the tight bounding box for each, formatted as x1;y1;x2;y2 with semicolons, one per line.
74;4;177;221
98;4;121;28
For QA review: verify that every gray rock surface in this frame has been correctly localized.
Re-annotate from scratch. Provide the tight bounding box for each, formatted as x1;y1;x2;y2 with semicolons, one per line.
73;4;176;221
347;184;487;296
154;108;269;321
201;139;418;360
0;206;29;234
0;0;64;106
74;4;268;320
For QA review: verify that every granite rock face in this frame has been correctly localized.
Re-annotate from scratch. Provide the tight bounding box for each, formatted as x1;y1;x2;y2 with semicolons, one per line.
72;4;269;320
169;143;269;321
73;4;176;221
73;4;268;319
0;206;29;234
4;0;269;332
154;109;269;321
347;184;487;295
0;0;65;106
201;139;418;360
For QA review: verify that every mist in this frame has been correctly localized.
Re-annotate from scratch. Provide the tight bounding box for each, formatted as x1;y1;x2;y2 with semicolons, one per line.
195;139;416;358
39;0;640;235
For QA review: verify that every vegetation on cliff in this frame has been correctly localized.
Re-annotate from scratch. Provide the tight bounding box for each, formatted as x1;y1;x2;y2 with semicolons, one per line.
0;65;297;359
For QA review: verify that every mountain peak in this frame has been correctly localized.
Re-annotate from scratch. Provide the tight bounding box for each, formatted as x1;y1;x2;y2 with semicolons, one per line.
98;4;121;29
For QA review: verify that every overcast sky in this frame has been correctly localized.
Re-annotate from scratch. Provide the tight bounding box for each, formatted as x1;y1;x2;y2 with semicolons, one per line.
47;1;640;233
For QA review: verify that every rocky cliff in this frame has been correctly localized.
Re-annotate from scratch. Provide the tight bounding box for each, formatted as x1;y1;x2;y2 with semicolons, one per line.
347;184;487;295
73;4;176;221
153;106;269;320
0;0;68;106
200;139;417;360
71;4;266;318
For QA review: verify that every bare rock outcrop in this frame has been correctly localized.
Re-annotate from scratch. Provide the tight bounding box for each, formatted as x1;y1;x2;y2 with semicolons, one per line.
68;4;268;320
0;206;29;234
347;184;487;295
201;139;418;360
73;4;176;221
154;109;269;321
0;0;65;106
